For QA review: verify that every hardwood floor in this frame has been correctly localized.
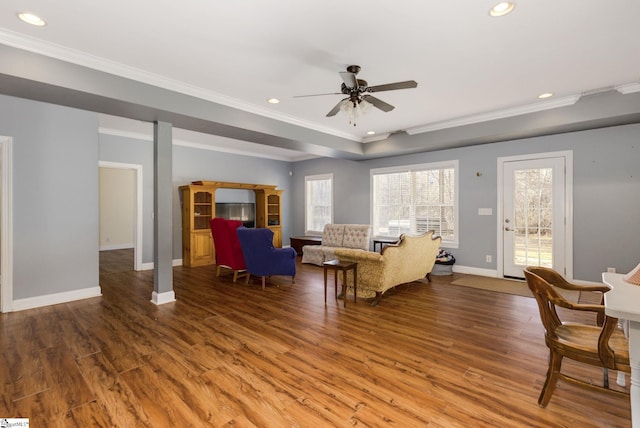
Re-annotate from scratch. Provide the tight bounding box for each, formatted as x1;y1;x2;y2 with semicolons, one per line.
0;251;631;427
99;248;134;274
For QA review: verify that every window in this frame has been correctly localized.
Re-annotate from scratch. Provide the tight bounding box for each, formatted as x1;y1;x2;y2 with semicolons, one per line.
305;174;333;234
371;161;458;247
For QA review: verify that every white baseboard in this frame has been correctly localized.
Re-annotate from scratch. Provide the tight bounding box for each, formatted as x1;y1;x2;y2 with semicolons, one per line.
99;243;134;251
12;286;102;312
453;265;498;278
151;290;176;305
451;265;598;285
141;259;182;271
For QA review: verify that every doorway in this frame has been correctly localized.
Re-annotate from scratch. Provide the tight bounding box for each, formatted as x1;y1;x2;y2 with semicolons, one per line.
98;161;143;272
497;151;573;280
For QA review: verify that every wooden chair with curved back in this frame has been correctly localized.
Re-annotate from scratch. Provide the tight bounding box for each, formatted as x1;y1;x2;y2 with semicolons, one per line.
523;266;630;408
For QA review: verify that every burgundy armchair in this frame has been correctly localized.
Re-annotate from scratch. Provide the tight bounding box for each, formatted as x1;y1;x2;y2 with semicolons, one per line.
209;218;247;282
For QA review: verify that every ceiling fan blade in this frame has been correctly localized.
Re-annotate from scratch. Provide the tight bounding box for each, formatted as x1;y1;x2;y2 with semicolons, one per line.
294;92;342;98
339;71;358;89
326;98;347;117
367;80;418;93
363;95;394;112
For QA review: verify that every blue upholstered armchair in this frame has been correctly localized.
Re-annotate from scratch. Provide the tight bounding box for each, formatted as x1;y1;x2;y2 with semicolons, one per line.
236;227;297;289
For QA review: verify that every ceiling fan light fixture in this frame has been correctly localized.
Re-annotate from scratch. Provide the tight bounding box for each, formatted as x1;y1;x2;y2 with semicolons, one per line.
18;12;47;26
339;97;371;126
489;2;515;17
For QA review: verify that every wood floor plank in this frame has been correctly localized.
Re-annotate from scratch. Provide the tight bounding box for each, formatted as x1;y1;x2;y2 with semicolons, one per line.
75;352;153;426
39;345;94;410
0;250;631;427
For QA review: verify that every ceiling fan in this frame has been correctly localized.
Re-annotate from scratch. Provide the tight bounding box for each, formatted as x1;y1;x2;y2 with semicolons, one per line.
295;65;418;121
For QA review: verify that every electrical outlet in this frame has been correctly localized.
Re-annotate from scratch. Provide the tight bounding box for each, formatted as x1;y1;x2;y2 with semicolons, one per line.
486;255;492;263
607;267;616;273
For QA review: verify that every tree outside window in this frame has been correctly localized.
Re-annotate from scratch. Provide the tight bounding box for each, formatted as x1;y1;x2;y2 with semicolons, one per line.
371;161;458;247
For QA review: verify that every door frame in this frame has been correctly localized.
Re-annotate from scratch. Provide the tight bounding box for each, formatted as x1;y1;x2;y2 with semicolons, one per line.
99;161;143;271
496;150;573;280
1;136;13;312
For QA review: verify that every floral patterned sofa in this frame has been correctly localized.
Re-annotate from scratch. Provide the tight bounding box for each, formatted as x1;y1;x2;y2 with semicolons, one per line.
333;231;442;306
301;224;372;266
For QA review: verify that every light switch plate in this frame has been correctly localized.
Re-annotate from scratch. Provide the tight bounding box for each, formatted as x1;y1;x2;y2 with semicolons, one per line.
478;208;492;216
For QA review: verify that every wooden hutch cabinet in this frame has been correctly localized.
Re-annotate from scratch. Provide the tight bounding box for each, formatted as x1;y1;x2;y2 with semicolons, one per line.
254;188;283;248
180;181;284;267
180;184;216;267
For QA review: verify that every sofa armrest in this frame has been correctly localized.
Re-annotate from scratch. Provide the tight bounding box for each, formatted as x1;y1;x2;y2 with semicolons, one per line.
334;248;382;263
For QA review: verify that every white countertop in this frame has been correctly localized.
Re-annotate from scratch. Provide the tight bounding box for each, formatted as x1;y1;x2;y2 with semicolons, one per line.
603;272;640;322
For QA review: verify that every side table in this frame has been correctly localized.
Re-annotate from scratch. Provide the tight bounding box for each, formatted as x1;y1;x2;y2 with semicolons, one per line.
373;238;398;253
289;236;322;256
322;260;357;308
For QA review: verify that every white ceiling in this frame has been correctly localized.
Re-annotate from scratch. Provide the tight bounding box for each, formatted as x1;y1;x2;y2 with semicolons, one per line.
1;1;640;160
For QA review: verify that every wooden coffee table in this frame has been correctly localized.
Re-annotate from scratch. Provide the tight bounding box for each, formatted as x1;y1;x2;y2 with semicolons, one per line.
322;259;357;308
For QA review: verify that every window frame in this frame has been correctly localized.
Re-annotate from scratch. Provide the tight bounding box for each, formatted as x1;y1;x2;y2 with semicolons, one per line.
304;173;334;235
370;160;459;248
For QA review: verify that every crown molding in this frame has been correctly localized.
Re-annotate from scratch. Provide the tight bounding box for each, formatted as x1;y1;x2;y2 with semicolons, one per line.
616;83;640;95
404;95;581;135
98;126;316;162
361;133;391;143
0;29;361;143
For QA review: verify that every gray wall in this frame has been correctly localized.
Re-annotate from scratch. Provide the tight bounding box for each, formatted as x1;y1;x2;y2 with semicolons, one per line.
3;91;638;304
99;135;294;263
291;124;640;282
291;157;370;235
172;145;293;259
0;94;99;300
1;93;294;305
99;134;155;263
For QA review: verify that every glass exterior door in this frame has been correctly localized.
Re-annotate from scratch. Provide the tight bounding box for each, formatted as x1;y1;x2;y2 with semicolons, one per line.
502;157;565;278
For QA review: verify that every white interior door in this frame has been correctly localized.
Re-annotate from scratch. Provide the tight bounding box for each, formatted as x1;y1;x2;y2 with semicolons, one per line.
501;155;568;279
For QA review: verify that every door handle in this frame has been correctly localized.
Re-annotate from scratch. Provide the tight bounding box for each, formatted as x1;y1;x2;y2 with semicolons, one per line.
505;227;513;231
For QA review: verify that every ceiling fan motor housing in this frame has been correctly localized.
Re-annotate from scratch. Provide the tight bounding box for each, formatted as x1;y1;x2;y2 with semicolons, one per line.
341;80;368;94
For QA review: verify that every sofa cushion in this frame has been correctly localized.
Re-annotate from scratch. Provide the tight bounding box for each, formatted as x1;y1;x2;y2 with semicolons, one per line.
301;224;372;266
301;245;326;265
342;224;372;250
322;224;345;247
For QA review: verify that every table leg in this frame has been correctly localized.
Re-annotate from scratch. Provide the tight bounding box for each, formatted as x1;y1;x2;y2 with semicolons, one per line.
630;320;640;427
341;269;347;308
323;267;328;304
353;266;357;304
334;270;338;302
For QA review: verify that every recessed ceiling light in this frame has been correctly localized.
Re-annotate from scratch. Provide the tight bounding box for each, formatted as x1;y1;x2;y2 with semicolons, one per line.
367;131;375;135
18;12;47;26
538;92;554;99
489;2;515;17
267;98;280;104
